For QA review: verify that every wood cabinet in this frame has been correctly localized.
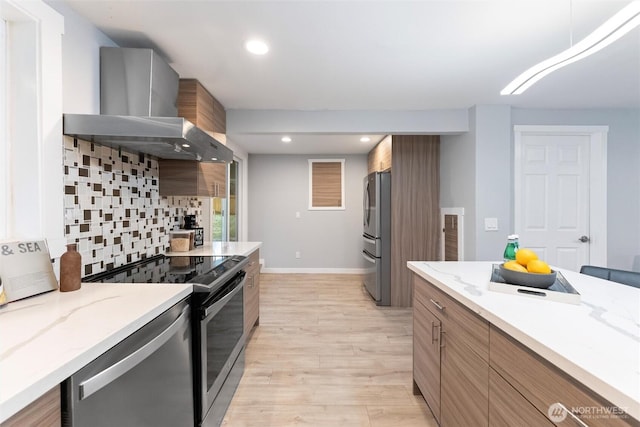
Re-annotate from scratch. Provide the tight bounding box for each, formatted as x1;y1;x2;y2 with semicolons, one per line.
413;298;441;423
368;135;440;307
489;368;554;427
413;275;489;426
0;386;60;427
412;273;637;427
159;159;226;197
368;135;392;173
490;326;635;427
243;248;260;337
178;79;226;134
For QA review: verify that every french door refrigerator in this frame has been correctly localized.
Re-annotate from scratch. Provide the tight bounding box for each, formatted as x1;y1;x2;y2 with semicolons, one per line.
362;171;391;306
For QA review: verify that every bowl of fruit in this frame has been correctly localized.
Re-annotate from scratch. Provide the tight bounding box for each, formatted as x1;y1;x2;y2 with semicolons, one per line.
500;249;557;289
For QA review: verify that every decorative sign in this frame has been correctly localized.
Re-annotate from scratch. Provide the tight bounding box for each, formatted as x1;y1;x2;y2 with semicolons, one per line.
0;240;58;303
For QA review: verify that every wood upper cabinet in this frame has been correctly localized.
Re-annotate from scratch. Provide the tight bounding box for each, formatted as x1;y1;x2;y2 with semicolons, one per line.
243;248;260;337
159;159;227;197
177;79;226;134
368;135;392;173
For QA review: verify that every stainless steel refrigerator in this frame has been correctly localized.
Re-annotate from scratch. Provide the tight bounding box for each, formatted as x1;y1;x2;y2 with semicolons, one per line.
362;171;391;306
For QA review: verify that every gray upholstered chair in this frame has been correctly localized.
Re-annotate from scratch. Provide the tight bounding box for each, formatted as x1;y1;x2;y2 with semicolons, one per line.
580;265;640;289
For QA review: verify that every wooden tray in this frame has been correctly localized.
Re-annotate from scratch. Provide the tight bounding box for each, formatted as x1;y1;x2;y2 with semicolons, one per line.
489;264;581;305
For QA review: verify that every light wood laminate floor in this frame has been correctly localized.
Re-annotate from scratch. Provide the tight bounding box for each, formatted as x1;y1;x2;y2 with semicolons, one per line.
223;273;437;427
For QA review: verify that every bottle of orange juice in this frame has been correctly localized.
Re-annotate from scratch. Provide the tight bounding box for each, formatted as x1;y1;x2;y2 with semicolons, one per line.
503;235;519;261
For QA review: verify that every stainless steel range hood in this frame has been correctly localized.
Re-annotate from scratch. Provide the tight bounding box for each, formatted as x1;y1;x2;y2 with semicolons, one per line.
63;47;232;163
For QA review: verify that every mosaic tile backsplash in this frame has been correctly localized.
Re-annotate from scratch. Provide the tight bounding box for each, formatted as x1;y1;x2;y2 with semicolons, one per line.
63;136;202;276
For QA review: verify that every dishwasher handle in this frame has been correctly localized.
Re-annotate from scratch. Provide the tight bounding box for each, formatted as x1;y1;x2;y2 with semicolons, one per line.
78;305;190;400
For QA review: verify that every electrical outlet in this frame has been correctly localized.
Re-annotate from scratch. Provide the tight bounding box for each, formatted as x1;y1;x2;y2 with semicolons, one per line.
295;211;301;218
295;251;301;259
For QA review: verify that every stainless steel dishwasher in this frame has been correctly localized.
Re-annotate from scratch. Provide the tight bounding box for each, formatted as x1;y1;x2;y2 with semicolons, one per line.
62;298;194;427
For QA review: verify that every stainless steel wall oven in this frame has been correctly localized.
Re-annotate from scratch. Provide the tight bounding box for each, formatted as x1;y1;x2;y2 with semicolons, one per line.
76;254;248;427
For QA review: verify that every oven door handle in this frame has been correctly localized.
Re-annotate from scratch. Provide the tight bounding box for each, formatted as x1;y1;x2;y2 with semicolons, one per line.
203;272;246;319
78;305;190;400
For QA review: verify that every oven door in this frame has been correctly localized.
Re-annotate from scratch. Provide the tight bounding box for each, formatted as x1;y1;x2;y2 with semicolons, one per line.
199;270;246;424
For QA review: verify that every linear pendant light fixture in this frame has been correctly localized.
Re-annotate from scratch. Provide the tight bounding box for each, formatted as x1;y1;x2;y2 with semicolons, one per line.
501;1;640;95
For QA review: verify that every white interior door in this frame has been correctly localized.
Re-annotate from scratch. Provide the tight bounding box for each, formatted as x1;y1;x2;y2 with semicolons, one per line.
514;126;608;272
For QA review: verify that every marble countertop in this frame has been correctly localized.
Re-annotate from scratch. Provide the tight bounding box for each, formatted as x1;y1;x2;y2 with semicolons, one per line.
165;241;262;257
407;261;640;421
0;283;192;423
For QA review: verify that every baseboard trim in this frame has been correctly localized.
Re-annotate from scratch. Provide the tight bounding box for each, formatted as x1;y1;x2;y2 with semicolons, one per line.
260;267;368;274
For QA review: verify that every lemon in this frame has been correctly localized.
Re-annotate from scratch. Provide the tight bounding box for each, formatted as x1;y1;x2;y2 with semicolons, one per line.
527;259;551;274
516;248;538;267
503;260;527;273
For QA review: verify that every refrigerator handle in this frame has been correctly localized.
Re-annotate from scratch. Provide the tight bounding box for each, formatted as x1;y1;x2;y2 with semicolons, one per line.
363;236;376;245
362;251;377;264
363;180;371;227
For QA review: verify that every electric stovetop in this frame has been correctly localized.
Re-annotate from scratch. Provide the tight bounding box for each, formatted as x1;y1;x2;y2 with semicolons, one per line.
83;255;245;290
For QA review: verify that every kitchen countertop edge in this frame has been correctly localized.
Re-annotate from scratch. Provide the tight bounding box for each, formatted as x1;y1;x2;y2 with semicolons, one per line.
165;241;262;258
0;283;193;423
407;261;640;422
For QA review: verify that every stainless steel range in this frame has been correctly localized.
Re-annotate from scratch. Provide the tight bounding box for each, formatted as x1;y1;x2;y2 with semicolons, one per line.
77;254;248;427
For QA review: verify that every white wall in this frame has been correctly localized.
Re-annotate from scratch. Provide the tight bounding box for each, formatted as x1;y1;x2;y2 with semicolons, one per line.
474;105;512;261
46;0;117;114
248;154;368;272
441;110;477;261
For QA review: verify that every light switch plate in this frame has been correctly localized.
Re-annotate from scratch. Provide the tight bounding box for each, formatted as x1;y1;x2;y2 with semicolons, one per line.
484;217;498;231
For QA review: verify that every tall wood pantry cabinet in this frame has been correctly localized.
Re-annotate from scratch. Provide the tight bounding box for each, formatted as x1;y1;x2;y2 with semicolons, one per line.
367;135;440;307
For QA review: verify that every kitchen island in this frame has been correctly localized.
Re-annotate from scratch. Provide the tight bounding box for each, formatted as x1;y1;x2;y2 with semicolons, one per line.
408;261;640;425
0;283;192;424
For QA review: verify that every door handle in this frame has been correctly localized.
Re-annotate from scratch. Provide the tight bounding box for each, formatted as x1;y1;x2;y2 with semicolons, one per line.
579;235;590;243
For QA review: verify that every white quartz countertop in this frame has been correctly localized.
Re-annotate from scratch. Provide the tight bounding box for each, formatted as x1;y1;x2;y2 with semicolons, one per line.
407;261;640;421
0;283;192;423
165;241;262;257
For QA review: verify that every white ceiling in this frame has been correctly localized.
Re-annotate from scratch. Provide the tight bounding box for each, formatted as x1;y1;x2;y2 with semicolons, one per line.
56;0;640;154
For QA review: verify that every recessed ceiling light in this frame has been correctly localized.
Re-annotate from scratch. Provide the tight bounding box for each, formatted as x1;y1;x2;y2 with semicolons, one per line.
245;39;269;55
360;137;371;143
281;136;292;143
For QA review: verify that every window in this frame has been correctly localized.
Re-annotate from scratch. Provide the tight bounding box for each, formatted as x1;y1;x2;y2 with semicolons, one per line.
0;0;65;257
308;159;345;210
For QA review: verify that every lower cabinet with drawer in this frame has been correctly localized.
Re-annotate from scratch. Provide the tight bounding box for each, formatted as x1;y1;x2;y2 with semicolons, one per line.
412;274;638;427
413;275;489;426
243;248;260;337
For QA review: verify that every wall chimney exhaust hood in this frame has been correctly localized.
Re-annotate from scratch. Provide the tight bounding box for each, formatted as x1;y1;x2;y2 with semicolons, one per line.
63;47;232;163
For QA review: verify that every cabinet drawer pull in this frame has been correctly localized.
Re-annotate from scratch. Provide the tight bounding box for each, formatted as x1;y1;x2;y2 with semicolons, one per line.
553;403;590;427
430;298;445;311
